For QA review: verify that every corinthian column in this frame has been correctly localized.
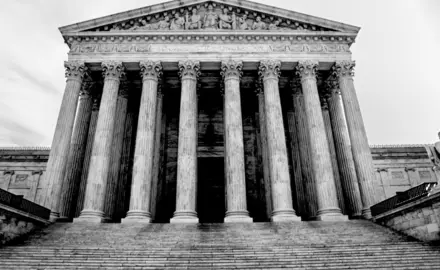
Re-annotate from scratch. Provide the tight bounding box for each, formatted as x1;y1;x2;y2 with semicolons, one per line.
221;60;252;223
123;61;162;223
75;92;101;217
104;81;129;220
75;61;125;223
170;60;200;224
43;61;88;221
258;60;300;222
292;83;317;219
59;81;94;220
320;95;346;214
333;61;375;219
256;85;272;219
295;60;347;221
324;77;363;218
150;85;164;221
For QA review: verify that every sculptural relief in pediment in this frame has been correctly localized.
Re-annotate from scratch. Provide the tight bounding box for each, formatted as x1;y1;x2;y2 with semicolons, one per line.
84;2;337;33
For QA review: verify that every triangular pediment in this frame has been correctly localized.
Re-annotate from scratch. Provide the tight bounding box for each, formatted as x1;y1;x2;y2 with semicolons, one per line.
59;0;359;35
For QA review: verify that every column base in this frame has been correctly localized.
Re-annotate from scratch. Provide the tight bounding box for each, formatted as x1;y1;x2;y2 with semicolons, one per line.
315;214;349;221
49;211;60;223
224;215;253;223
121;217;151;224
170;211;198;224
362;208;372;219
170;217;199;224
271;209;301;222
121;211;152;224
73;210;110;223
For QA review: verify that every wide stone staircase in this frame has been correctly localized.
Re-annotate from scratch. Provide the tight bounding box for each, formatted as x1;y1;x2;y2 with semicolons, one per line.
1;220;440;269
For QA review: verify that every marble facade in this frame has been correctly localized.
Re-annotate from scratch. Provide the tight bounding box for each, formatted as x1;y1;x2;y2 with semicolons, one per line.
3;0;417;223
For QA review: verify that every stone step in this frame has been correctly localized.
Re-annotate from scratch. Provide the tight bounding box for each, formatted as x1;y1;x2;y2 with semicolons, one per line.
1;220;439;269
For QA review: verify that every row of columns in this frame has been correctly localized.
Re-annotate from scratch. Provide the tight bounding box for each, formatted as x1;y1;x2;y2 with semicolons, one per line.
43;58;374;223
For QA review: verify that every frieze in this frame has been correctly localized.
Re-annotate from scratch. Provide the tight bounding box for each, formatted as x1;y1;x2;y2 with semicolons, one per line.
84;3;336;33
70;43;350;54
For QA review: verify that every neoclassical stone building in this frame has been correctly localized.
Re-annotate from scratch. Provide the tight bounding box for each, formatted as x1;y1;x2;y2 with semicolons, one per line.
25;0;403;223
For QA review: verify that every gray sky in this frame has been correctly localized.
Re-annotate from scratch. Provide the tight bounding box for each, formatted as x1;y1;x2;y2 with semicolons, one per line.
0;0;439;146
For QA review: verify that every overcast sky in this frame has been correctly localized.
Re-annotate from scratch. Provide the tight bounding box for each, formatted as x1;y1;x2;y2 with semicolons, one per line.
0;0;439;146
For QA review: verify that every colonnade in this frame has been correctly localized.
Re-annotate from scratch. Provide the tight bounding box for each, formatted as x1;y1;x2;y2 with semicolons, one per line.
43;58;375;223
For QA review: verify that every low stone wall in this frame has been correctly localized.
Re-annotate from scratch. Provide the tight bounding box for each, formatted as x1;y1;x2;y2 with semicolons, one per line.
374;190;440;243
0;203;50;246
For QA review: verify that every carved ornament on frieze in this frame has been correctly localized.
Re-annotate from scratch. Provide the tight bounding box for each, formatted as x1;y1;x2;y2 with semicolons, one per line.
84;3;334;33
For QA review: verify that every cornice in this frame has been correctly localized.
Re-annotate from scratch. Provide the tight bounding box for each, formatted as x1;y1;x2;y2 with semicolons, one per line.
64;31;357;53
59;0;360;35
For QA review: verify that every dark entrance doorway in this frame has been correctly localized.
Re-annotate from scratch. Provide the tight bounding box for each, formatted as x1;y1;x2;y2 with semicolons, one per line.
197;157;225;223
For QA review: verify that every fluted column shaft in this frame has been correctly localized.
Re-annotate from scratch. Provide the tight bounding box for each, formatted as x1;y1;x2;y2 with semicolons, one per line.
170;60;200;223
44;61;88;221
150;87;164;221
296;60;346;221
221;60;252;223
257;90;272;219
75;61;125;223
286;110;306;217
321;100;346;214
123;61;162;223
114;98;136;220
325;85;363;218
104;83;129;220
75;95;100;217
259;60;300;222
293;91;317;219
59;84;93;220
333;61;375;219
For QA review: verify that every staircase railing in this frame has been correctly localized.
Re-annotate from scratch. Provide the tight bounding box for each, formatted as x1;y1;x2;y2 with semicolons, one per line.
0;188;50;220
371;182;438;216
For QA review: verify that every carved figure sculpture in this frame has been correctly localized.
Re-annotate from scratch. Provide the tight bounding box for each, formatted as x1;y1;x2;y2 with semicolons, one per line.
185;9;202;30
237;15;249;30
203;5;218;29
130;16;170;30
252;16;267;30
219;8;232;29
268;19;282;30
170;13;185;30
109;24;122;31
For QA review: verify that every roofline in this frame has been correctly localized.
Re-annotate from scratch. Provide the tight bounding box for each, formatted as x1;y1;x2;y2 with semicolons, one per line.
59;0;360;35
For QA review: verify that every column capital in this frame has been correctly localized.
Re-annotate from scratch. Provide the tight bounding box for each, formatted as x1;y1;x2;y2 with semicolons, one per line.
333;60;355;79
79;80;94;97
258;60;281;81
178;60;200;80
119;80;130;98
140;60;162;82
325;76;341;96
64;61;89;82
102;61;125;81
295;60;319;81
92;94;102;111
319;93;329;110
290;77;302;97
221;60;243;80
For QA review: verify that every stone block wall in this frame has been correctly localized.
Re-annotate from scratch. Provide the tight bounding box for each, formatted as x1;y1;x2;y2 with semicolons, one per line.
0;147;48;206
370;145;438;205
374;190;440;243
